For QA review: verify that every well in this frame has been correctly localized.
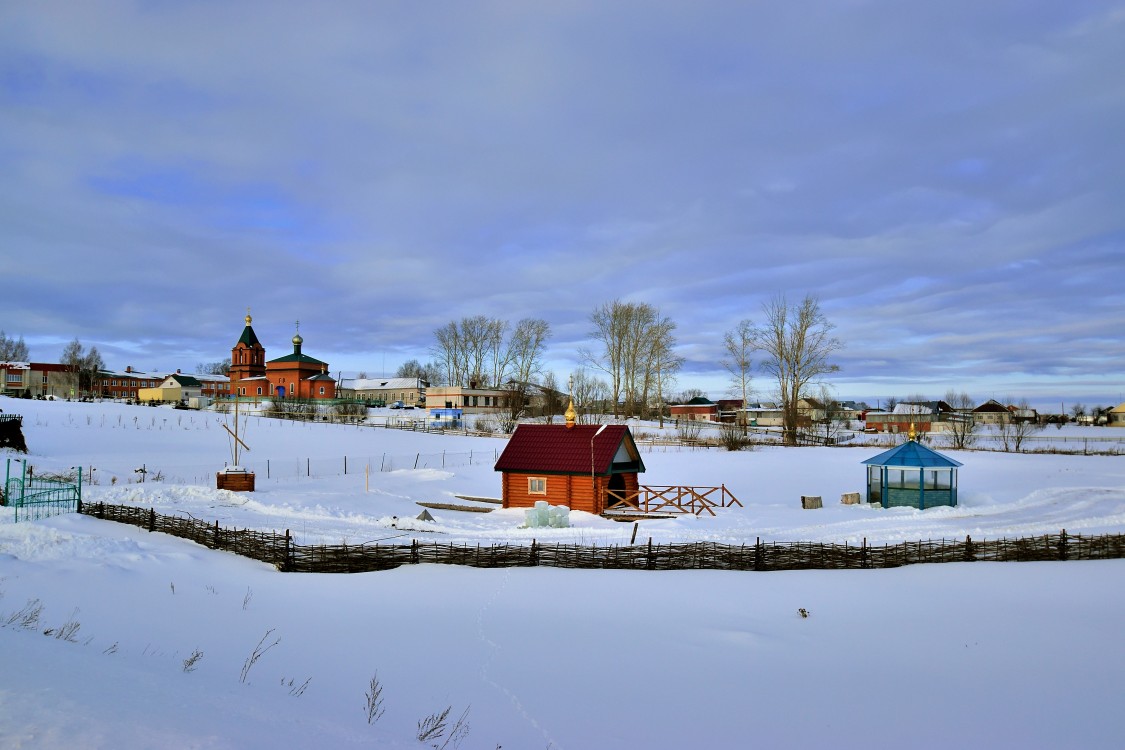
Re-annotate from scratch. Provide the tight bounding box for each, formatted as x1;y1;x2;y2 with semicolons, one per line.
217;468;255;492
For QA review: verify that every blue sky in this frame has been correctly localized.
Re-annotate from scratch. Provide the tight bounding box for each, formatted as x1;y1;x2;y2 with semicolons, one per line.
2;1;1123;410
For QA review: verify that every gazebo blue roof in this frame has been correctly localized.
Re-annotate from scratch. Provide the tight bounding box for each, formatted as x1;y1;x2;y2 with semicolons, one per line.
862;440;963;469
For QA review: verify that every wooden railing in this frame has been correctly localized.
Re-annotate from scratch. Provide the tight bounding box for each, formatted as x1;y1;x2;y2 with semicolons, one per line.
604;484;742;517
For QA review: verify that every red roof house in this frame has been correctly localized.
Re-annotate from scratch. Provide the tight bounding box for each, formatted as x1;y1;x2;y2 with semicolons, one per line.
494;420;646;515
669;396;718;422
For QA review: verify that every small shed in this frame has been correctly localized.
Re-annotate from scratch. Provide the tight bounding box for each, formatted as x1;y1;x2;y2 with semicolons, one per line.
862;435;962;509
494;415;645;515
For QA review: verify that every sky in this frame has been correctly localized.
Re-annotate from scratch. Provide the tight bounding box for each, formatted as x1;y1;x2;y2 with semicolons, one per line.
2;1;1123;410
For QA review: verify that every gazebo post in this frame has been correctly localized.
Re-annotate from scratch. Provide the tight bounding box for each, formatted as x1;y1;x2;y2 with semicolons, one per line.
882;466;889;509
918;467;925;510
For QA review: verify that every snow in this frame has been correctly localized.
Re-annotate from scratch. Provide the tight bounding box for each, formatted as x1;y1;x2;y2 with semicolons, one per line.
2;396;1125;748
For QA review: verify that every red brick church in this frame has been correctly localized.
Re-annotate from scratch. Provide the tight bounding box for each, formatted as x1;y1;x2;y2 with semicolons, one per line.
229;312;336;399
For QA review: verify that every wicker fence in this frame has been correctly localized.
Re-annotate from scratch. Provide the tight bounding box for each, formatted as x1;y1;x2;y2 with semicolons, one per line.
78;501;1125;573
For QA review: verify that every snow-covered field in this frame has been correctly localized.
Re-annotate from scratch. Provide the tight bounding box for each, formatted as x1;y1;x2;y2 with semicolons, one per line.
2;397;1124;749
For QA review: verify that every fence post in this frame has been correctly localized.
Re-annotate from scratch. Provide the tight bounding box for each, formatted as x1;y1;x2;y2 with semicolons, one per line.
647;537;654;571
861;537;868;569
283;529;291;571
411;539;419;565
755;536;762;571
148;508;156;532
213;520;220;548
1058;529;1068;561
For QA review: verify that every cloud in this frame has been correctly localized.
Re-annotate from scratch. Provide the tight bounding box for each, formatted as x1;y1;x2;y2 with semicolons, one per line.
1;1;1122;406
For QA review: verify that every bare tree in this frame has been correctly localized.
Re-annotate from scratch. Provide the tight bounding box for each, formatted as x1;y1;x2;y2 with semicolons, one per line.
943;390;978;449
583;300;678;419
394;357;419;377
459;315;497;386
394;359;441;385
536;371;565;423
582;301;630;417
506;318;551;386
482;317;509;388
196;359;231;376
0;330;30;361
808;385;847;444
500;379;529;430
431;317;492;387
995;398;1043;452
431;317;548;388
675;388;707;404
569;368;610;424
60;338;104;398
643;314;684;425
722;319;754;433
431;322;466;387
750;295;841;446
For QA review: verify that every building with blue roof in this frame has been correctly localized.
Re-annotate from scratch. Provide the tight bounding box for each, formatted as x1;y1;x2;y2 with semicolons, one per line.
862;431;963;509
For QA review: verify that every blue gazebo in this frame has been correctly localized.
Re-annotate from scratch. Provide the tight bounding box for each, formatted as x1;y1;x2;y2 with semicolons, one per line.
862;437;962;509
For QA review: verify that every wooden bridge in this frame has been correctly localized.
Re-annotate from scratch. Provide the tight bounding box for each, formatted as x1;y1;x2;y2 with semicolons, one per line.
603;484;742;519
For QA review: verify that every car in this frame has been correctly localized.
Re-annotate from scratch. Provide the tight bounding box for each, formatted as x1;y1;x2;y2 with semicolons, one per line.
390;401;405;409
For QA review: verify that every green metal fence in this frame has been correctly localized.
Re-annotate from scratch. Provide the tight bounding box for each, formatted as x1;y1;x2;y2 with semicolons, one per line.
3;460;82;523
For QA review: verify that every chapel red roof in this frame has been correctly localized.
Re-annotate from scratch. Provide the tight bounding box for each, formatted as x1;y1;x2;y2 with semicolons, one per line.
494;423;643;475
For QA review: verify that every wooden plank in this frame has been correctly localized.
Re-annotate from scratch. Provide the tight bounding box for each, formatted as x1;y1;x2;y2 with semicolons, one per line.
453;495;502;504
415;501;493;513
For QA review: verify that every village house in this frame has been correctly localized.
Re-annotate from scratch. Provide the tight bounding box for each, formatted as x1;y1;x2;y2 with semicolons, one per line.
494;402;646;515
669;396;718;422
337;377;427;407
1;361;72;398
739;402;783;427
138;373;204;404
864;401;956;434
425;384;511;413
94;367;164;401
192;372;230;399
971;399;1012;425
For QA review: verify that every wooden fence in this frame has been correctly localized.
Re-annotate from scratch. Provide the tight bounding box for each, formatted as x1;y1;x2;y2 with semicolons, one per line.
604;484;743;517
78;501;1125;573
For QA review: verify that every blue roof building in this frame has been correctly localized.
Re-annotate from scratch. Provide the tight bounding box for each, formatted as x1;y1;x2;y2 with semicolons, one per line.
862;435;963;509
